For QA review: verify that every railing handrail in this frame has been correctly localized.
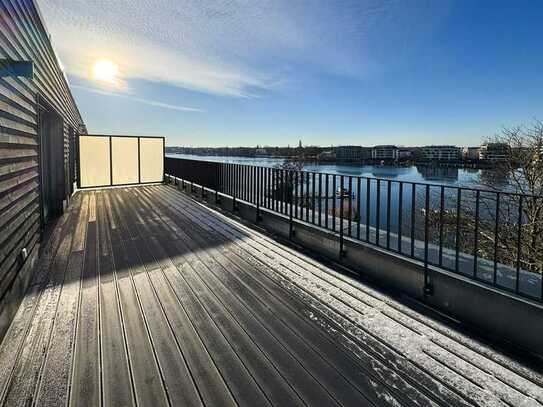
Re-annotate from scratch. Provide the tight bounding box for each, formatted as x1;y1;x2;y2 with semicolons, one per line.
165;156;543;199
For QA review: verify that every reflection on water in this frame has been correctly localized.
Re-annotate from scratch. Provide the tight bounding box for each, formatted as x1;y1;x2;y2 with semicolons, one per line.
416;166;458;181
168;153;484;187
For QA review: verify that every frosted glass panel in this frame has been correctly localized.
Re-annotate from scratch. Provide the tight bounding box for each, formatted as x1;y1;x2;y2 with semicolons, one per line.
79;136;110;187
112;137;138;185
140;138;164;183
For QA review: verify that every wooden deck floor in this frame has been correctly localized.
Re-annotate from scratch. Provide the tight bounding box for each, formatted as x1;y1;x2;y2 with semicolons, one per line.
0;185;542;407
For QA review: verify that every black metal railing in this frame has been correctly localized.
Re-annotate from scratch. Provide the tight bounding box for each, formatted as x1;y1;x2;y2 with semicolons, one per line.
165;157;543;303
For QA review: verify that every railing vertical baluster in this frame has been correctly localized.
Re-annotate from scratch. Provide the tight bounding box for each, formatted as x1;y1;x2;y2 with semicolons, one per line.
318;173;322;227
265;167;269;209
439;186;444;267
348;176;353;237
366;178;370;242
226;163;230;196
246;165;249;202
280;169;284;214
306;172;310;223
289;170;294;238
455;189;462;273
516;195;523;293
257;167;260;207
398;182;403;253
271;168;275;212
253;165;256;203
340;175;345;258
332;175;336;231
214;164;218;203
376;179;381;246
493;192;500;285
357;177;361;240
312;172;316;224
474;190;480;278
258;167;266;207
411;183;416;258
232;164;237;211
325;174;329;229
424;184;431;294
386;180;391;249
294;171;299;219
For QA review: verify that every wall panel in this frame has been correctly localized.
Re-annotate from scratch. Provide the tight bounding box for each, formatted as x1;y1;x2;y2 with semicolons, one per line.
112;137;138;185
79;136;110;188
140;137;164;183
0;0;84;341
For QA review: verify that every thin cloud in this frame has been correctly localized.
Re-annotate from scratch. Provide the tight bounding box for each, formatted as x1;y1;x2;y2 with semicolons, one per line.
72;85;204;113
38;0;450;97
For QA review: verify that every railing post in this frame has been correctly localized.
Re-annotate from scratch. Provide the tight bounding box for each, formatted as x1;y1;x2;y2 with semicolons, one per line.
339;175;345;259
289;171;294;239
424;184;433;296
232;164;238;212
255;166;261;223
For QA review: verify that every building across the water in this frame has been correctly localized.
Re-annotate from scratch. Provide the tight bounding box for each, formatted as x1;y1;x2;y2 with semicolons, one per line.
335;146;372;161
372;145;399;161
479;143;510;161
463;146;481;160
421;145;461;161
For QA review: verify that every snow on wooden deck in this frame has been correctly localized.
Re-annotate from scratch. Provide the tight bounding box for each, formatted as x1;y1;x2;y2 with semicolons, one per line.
0;184;541;406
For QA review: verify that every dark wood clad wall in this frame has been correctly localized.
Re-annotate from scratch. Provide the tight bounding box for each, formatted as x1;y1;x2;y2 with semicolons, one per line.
0;0;84;336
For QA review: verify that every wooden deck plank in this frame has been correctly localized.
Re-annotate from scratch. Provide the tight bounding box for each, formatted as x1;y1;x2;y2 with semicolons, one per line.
161;185;543;407
112;189;204;407
1;193;86;407
95;191;135;407
140;186;403;407
69;193;101;407
104;192;169;407
125;188;303;407
0;195;78;400
125;187;274;407
34;251;84;407
147;236;306;407
2;185;542;407
149;185;479;407
125;190;237;407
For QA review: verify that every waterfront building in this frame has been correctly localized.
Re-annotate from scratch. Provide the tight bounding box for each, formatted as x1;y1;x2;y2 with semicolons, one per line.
463;146;481;160
335;146;371;161
372;145;399;160
479;143;510;161
421;145;461;161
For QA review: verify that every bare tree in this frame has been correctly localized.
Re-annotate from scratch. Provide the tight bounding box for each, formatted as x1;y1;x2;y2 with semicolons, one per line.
426;121;543;276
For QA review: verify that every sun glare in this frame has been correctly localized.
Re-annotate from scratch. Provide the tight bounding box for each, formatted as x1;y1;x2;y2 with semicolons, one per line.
92;59;119;84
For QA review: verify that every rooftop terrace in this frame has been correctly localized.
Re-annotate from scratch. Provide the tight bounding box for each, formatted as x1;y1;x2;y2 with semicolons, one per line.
0;185;542;406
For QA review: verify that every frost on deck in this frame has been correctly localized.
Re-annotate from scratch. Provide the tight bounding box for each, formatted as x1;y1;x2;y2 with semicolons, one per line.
0;185;542;407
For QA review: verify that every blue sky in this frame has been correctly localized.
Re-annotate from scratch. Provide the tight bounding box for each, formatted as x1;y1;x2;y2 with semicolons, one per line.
39;0;543;147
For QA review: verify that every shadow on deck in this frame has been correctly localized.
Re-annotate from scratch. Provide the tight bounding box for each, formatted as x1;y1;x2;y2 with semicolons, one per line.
0;185;542;406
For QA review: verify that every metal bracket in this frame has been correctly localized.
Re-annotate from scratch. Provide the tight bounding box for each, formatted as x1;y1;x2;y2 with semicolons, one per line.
423;283;434;296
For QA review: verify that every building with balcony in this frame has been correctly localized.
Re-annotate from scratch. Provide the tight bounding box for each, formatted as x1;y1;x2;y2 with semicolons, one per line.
335;145;371;161
371;145;399;160
420;145;461;161
462;146;481;160
479;142;510;161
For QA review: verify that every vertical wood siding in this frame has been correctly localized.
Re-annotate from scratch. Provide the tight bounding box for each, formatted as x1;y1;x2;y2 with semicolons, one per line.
0;0;84;333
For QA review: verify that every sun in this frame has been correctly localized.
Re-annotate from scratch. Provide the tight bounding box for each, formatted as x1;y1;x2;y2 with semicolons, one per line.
91;59;119;85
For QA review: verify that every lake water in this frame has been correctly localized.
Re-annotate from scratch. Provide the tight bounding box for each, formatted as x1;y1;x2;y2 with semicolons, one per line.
167;153;487;188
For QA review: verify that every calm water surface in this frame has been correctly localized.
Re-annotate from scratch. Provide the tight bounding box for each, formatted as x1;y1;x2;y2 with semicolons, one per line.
167;153;487;188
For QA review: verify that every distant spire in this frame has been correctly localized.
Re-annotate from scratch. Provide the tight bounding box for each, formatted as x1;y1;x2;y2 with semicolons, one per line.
298;139;302;148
